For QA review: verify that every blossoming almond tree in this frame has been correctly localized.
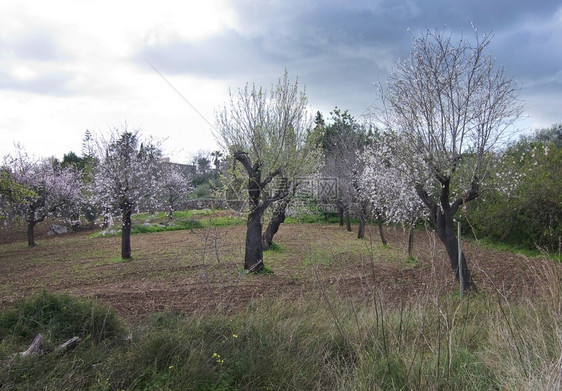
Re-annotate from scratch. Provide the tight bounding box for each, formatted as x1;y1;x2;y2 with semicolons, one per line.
2;149;82;246
360;131;426;253
89;129;162;259
216;71;315;272
159;161;193;219
376;28;523;291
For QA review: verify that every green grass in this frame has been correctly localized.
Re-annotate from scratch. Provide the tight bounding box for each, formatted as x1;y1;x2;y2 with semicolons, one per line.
466;235;562;262
285;213;348;224
0;291;125;344
404;255;418;266
91;209;246;237
267;241;282;252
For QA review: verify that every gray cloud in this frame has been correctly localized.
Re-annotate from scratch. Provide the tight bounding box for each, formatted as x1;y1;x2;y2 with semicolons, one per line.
0;30;68;61
138;30;275;79
0;29;76;96
136;0;561;123
0;70;74;96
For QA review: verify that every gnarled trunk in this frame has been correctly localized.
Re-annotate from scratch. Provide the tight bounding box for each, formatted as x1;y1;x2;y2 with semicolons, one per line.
239;153;267;272
26;204;55;247
168;194;174;219
345;207;352;232
416;179;478;292
337;200;344;227
245;209;265;271
262;200;287;250
407;223;415;258
26;205;43;247
435;217;474;291
357;217;365;239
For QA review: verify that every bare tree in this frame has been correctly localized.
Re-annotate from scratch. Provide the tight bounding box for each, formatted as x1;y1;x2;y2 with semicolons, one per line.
216;71;314;272
377;28;523;291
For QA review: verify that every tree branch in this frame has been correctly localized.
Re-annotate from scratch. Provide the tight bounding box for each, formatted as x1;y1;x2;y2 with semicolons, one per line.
262;167;282;189
415;183;436;211
233;151;254;177
451;179;479;215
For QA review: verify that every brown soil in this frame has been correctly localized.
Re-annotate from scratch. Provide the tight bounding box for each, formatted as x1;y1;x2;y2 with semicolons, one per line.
0;219;556;322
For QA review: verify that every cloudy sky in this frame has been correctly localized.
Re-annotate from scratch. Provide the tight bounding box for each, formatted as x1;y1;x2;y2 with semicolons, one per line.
1;0;561;163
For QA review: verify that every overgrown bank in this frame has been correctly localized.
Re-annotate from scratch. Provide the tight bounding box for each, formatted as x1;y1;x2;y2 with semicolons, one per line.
1;288;562;390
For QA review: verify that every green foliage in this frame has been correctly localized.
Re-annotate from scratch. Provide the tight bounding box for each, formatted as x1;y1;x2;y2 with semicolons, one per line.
405;255;418;266
131;219;204;234
0;168;36;203
463;127;562;253
192;182;212;198
61;151;88;171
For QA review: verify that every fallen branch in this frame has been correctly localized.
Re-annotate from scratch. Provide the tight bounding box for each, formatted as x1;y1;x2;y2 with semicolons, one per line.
57;336;81;353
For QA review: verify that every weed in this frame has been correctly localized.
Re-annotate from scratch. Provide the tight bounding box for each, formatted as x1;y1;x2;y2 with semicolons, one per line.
405;255;418;266
268;241;283;252
256;265;274;274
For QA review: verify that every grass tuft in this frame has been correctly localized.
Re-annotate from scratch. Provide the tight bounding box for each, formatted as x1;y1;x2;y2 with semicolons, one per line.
268;241;282;252
0;291;125;345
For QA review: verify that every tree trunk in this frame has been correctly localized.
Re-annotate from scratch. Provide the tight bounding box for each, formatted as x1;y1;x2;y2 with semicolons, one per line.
262;201;287;250
338;201;344;226
345;208;352;232
435;219;475;291
357;217;365;239
26;205;49;246
57;336;81;353
377;217;387;245
245;209;265;271
27;219;36;247
233;151;277;273
20;334;43;357
357;200;368;239
103;207;111;229
407;222;415;258
121;205;132;259
416;180;477;292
